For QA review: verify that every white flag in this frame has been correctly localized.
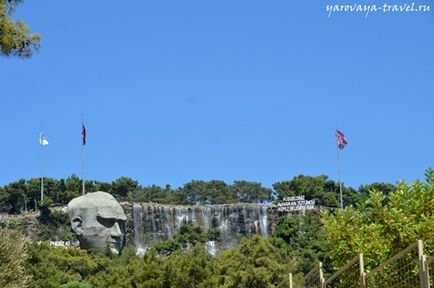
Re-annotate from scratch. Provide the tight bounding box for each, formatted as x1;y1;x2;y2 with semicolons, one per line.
39;132;49;146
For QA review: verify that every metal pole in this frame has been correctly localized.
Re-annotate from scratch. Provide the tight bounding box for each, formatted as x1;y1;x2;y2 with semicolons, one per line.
40;138;44;202
359;253;366;288
319;262;325;288
337;145;343;210
81;131;85;195
81;117;85;195
418;240;428;288
289;273;292;288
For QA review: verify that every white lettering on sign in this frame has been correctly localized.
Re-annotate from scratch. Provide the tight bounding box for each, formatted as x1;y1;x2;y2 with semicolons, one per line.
277;195;315;212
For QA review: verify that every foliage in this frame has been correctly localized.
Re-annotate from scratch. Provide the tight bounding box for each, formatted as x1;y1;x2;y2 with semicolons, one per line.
0;229;31;288
24;229;301;288
358;182;396;201
181;180;231;204
152;245;214;288
37;202;74;241
0;175;278;211
0;186;7;211
6;170;432;287
272;211;332;275
60;281;93;288
213;235;298;288
48;209;71;227
110;177;140;200
37;198;53;224
2;178;27;213
273;174;360;207
232;180;274;203
0;0;40;57
128;184;172;203
62;175;82;202
26;243;109;288
154;224;220;256
322;169;434;270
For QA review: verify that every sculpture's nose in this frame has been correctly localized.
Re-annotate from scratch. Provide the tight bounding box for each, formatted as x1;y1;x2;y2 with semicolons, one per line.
111;222;122;237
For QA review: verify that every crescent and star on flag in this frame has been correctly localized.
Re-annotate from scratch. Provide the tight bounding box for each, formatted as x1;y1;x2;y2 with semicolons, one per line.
335;129;348;150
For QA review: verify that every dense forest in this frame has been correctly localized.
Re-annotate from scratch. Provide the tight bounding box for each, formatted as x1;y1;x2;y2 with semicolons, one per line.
0;173;391;213
0;169;433;288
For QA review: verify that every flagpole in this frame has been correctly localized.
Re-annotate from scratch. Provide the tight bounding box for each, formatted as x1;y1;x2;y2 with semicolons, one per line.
82;139;85;195
40;137;44;202
337;144;343;210
81;116;86;195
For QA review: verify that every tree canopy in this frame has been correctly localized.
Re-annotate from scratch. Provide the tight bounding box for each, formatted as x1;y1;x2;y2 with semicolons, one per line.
1;170;432;287
322;168;434;270
0;229;31;288
0;175;277;212
273;174;359;207
23;233;299;288
0;0;40;58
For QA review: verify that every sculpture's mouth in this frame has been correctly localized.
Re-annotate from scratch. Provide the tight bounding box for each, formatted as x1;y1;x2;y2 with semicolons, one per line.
106;241;121;254
106;240;120;247
109;247;120;255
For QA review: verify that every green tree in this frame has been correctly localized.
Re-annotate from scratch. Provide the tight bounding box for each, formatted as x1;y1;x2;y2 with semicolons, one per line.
273;175;359;207
26;243;109;288
110;177;140;200
60;281;93;288
206;180;238;204
231;180;274;203
161;245;214;288
358;182;396;200
37;198;53;224
42;177;64;205
273;211;331;275
64;174;82;201
0;186;9;211
26;178;42;211
3;179;27;213
213;235;296;288
180;180;211;204
323;169;434;270
0;0;40;57
0;229;31;288
129;184;169;203
178;180;241;205
125;249;164;288
94;181;112;194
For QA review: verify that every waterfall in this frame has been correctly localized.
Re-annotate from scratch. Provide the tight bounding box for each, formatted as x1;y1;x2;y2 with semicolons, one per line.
205;240;217;257
259;205;269;238
201;206;211;231
133;203;147;256
131;203;272;255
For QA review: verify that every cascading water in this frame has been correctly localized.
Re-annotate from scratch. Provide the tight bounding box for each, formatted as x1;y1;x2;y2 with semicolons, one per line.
205;240;217;257
131;203;271;256
259;205;269;238
133;203;147;256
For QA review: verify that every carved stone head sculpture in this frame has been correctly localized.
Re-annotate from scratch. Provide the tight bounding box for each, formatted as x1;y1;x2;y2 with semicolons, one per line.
67;192;127;255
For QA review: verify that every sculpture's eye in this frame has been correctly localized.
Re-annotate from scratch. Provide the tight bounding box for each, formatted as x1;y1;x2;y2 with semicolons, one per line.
97;216;115;228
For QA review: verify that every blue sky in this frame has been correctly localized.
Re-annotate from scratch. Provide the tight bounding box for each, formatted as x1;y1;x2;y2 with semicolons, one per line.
1;0;433;190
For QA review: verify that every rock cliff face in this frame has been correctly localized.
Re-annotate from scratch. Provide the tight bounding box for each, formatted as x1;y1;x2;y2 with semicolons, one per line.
122;203;277;255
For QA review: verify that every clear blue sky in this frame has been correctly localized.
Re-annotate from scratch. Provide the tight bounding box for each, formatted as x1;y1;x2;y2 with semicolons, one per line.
1;0;433;190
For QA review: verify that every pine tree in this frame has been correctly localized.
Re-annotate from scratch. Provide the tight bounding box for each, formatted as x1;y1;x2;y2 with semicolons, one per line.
0;0;40;58
0;229;31;288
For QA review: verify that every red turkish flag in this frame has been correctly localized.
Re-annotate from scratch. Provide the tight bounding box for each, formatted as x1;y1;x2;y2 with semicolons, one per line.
336;129;347;150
